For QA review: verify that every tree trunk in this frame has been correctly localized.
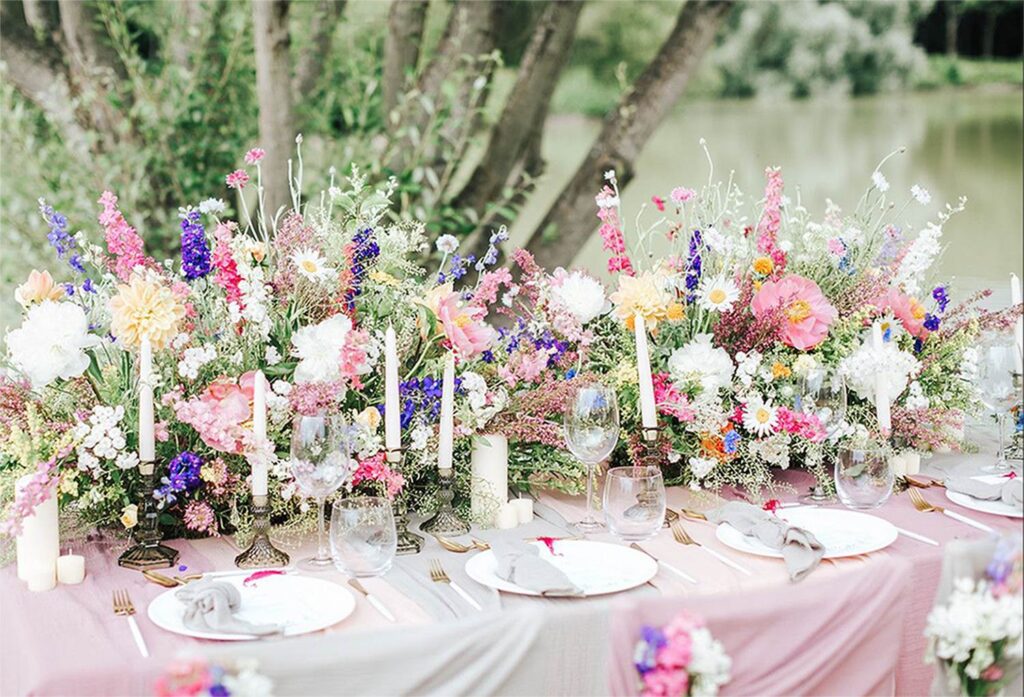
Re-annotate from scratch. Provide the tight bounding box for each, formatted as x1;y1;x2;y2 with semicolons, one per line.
252;0;296;217
945;3;958;57
982;10;997;59
524;0;732;270
293;0;346;101
169;0;205;68
453;0;583;219
21;0;58;32
383;0;429;117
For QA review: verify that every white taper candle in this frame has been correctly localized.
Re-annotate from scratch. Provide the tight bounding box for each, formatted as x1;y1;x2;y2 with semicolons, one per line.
251;370;268;497
1011;273;1023;373
438;352;455;471
384;325;401;453
634;313;658;434
138;337;155;462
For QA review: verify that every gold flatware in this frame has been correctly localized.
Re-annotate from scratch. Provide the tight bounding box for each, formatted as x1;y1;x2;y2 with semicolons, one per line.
428;559;482;610
142;570;178;588
908;488;994;533
112;588;149;658
470;537;491;551
347;578;396;622
679;508;708;521
670;521;752;576
434;536;475;553
905;474;945;489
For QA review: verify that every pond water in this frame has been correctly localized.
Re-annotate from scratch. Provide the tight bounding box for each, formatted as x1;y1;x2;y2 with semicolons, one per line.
513;88;1024;305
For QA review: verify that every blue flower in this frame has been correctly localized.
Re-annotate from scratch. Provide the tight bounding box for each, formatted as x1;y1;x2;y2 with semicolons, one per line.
923;313;941;332
932;285;950;313
180;211;212;280
565;367;577;380
154;451;204;502
724;429;741;453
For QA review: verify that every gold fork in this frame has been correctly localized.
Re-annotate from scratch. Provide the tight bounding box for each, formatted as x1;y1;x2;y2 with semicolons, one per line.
434;536;474;553
671;522;752;576
428;559;482;610
907;488;993;532
112;589;149;658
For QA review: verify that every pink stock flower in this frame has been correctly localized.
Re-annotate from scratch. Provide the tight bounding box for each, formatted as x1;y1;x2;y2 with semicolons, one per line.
878;287;929;339
225;170;250;190
99;191;151;282
153;659;213;697
751;274;836;350
755;167;787;272
244;148;266;165
827;237;846;258
435;292;496;359
596;186;634;276
351;452;404;499
641;669;689;697
670;187;695;204
0;454;63;536
776;407;826;442
212;223;244;306
174;372;256;454
652;196;666;212
653;373;695;422
473;267;513;306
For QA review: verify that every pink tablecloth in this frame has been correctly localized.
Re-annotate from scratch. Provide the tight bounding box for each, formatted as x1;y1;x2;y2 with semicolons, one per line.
2;459;1019;696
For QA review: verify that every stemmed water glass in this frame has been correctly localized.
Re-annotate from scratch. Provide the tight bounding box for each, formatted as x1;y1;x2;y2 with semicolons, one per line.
797;368;848;502
290;414;352;570
564;382;620;533
976;339;1020;473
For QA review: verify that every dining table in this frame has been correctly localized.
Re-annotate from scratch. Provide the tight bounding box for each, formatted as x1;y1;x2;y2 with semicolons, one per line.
1;450;1020;697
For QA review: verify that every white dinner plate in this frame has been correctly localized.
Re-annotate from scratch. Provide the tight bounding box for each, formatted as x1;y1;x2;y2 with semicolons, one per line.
464;539;657;597
716;507;898;559
147;572;356;640
946;475;1023;519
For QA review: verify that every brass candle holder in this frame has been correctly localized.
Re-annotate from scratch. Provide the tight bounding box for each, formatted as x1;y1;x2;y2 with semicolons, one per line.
635;426;678;527
118;460;180;570
387;448;424;555
235;494;290;569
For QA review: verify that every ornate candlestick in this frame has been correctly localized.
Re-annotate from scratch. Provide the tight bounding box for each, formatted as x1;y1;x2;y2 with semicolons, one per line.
118;460;179;570
235;494;290;568
387;448;423;555
636;427;678;527
420;467;470;536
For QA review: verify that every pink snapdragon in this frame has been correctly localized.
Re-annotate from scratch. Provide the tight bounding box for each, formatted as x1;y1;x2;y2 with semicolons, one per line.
244;148;266;165
652;373;696;422
0;450;66;536
212;223;244;306
351;452;404;499
98;191;151;282
596;186;634;276
776;407;826;442
755;167;787;272
225;170;250;190
174;372;256;454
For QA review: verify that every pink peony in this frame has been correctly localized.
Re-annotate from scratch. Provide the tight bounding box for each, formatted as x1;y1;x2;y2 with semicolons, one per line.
878;287;929;339
435;292;496;359
751;274;837;350
174;372;256;454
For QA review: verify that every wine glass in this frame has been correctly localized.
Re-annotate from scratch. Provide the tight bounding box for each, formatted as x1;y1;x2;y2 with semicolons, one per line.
603;466;665;542
835;447;893;509
797;368;847;502
290;414;352;571
977;339;1020;473
564;382;620;533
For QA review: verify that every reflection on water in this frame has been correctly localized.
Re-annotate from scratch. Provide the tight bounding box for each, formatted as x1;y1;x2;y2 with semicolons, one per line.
514;90;1023;302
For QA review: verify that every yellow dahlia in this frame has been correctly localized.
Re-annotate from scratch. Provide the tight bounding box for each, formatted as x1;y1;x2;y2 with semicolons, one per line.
609;272;674;331
108;275;185;349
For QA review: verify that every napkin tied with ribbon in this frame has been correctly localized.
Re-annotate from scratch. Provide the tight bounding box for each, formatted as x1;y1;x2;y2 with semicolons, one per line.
175;580;282;636
706;502;824;582
946;476;1023;512
491;539;584;597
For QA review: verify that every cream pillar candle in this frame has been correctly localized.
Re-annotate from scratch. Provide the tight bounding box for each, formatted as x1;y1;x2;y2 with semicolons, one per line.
384;325;401;453
902;451;921;476
470;434;508;526
634;313;658;435
495;502;519;530
871;324;891;435
138;337;155;462
509;497;533;525
1011;273;1023;373
437;352;455;471
251;370;268;497
56;552;85;585
890;453;907;478
15;475;59;583
25;563;56;592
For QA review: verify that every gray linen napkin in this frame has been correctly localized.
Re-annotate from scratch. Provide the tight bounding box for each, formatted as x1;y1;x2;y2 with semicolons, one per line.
946;476;1024;511
706;502;824;582
491;539;584;597
175;580;282;636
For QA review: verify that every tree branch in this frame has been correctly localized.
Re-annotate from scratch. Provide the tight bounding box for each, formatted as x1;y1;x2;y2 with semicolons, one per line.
292;0;346;101
382;0;429;117
524;0;733;270
253;0;297;216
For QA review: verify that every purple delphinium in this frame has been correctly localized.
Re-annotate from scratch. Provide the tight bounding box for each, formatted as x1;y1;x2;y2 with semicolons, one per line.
633;625;667;675
155;451;204;504
39;199;94;292
474;227;509;272
685;229;703;300
344;228;380;312
932;285;950;313
180;210;212;280
383;376;466;429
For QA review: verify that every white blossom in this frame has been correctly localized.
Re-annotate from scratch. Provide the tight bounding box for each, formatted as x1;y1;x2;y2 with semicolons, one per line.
6;301;100;388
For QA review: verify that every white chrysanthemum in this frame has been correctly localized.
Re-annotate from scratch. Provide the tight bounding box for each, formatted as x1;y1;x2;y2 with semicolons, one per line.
696;275;740;313
872;171;890;192
667;333;734;398
550;270;608;324
743;395;778;437
435;234;459;254
6;301;100;388
904;380;930;410
198;198;226;215
911;184;931;204
689;456;717;479
265;346;281;365
839;338;920;403
291;314;354;384
291;248;335;283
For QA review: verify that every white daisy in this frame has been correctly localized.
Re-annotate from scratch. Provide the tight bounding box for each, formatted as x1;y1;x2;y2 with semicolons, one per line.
291;248;335;283
871;171;890;193
696;275;740;313
743;395;778;437
435;234;459;255
198;198;226;215
911;184;931;204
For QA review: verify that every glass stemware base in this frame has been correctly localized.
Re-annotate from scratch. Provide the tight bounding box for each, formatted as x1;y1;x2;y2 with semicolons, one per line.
298;554;334;572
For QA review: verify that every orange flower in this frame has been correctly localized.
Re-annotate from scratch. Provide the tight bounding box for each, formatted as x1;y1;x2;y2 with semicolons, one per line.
752;256;774;275
666;303;686;321
771;361;791;379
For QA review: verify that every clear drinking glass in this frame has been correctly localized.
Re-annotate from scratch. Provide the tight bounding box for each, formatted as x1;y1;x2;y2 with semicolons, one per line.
291;414;352;571
330;497;397;577
797;369;847;503
976;340;1019;473
564;382;621;533
603;466;665;542
835;447;893;510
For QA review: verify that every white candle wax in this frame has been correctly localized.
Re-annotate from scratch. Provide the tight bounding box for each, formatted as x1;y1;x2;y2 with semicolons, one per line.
25;563;56;592
1011;273;1023;373
634;313;658;434
437;352;455;471
56;553;85;585
15;475;59;583
889;453;907;478
470;434;508;526
251;371;268;498
872;324;891;434
495;503;519;530
384;325;401;452
138;337;155;462
509;497;533;525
